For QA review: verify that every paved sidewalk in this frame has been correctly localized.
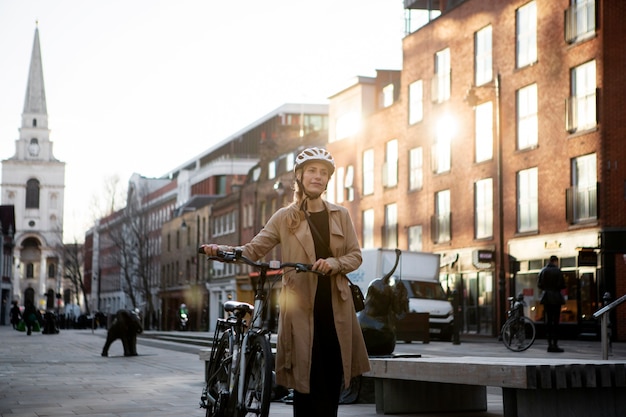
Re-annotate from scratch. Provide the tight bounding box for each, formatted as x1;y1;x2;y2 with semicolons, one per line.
1;325;624;417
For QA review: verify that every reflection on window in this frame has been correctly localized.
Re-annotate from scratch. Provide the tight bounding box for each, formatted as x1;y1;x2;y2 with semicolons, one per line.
517;167;538;232
383;139;398;188
362;149;374;196
567;153;597;223
408;225;423;252
384;203;398;249
432;48;451;103
475;101;493;162
517;84;538;150
409;80;423;125
432;190;451;243
475;178;493;239
516;1;537;68
409;147;423;191
567;60;596;132
475;25;493;86
362;209;375;249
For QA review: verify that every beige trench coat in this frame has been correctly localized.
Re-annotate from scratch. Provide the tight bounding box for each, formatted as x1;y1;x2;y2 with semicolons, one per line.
240;201;370;393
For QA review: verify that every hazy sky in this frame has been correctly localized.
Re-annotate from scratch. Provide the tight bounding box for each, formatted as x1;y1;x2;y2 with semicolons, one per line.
0;0;406;242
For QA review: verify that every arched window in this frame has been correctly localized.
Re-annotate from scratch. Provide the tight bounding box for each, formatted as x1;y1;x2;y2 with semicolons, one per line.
26;179;40;208
32;118;37;127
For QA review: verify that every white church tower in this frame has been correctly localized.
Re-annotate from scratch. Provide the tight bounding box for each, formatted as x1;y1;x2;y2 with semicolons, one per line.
1;25;66;309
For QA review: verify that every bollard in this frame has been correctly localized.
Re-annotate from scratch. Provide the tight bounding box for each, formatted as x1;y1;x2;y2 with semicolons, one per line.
452;289;461;345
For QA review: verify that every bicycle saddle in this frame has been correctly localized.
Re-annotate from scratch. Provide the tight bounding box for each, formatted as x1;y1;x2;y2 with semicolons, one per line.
224;300;254;317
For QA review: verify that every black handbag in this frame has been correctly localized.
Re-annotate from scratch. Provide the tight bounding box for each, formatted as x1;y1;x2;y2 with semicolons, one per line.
348;278;365;312
302;203;365;312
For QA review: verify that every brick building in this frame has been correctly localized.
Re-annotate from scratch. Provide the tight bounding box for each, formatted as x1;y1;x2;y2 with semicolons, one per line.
328;0;626;339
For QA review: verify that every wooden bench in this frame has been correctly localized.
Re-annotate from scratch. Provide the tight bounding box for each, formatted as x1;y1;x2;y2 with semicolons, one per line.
366;356;626;417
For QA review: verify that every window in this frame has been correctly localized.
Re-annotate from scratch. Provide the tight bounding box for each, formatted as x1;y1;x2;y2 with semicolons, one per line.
409;80;423;124
517;84;538;149
26;179;40;209
26;263;34;278
475;101;493;162
335;166;345;204
565;0;596;43
362;209;375;249
475;25;493;86
433;116;452;173
516;1;537;68
517;167;538;232
475;178;493;239
409;147;423;191
568;60;596;132
384;203;398;249
433;48;451;103
382;83;394;108
433;190;451;243
567;153;597;223
408;225;423;252
268;160;276;180
345;165;355;202
362;149;374;196
383;139;398;188
285;152;295;172
48;263;56;278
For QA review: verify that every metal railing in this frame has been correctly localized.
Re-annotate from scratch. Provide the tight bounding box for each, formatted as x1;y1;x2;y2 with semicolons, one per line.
593;293;626;359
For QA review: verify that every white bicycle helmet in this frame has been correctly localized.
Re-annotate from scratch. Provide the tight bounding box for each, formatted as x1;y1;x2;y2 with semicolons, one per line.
294;147;335;175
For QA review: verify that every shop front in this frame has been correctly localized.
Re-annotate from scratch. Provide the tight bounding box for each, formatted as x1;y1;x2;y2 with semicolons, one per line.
509;230;601;339
438;248;497;336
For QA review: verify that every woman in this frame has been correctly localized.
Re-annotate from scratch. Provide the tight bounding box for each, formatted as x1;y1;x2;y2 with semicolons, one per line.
201;147;370;417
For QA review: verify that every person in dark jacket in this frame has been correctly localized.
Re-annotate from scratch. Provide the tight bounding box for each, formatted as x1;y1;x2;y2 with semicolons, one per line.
10;300;22;330
23;300;38;336
538;255;566;352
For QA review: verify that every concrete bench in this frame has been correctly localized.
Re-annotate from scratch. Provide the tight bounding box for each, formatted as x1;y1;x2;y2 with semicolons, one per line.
365;356;626;417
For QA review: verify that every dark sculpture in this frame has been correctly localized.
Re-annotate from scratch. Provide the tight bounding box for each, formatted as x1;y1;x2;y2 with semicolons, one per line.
101;309;143;357
357;249;408;356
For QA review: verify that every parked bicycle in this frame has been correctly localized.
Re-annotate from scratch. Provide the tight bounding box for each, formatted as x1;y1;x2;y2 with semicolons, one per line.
501;293;536;352
198;247;323;417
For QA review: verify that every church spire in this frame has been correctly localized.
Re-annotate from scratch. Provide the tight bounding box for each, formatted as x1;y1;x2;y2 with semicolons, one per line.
22;24;48;123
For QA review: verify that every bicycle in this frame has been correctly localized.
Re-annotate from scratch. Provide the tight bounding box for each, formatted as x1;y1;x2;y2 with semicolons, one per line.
198;247;322;417
500;293;536;352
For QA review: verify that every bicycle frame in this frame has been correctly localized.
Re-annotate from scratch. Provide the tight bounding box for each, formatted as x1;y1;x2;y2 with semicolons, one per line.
200;248;318;417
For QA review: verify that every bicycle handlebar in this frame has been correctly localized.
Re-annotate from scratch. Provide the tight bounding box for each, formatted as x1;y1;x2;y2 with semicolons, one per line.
198;246;323;275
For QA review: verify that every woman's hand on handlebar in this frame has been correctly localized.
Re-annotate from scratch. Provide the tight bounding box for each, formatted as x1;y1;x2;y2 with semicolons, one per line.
312;258;333;276
198;244;234;256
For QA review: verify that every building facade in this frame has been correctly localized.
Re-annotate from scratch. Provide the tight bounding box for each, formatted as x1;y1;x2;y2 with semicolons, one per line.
1;26;66;312
328;0;626;339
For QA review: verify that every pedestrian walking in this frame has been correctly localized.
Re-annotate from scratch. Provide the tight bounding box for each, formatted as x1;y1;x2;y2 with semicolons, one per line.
23;300;38;336
538;255;566;352
10;300;21;330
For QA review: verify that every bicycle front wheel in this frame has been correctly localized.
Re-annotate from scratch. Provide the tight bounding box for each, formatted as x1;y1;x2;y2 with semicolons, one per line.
501;316;536;352
240;334;273;417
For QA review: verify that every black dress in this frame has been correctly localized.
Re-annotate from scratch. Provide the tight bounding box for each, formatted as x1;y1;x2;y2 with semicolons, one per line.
293;209;343;417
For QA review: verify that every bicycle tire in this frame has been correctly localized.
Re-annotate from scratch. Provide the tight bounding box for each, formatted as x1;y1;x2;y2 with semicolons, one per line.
240;334;273;417
501;316;536;352
204;331;232;417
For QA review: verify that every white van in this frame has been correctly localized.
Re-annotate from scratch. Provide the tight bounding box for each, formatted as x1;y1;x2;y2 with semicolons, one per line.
348;248;454;341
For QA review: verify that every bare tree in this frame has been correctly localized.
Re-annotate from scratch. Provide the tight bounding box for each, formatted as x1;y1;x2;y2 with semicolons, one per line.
59;241;91;315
